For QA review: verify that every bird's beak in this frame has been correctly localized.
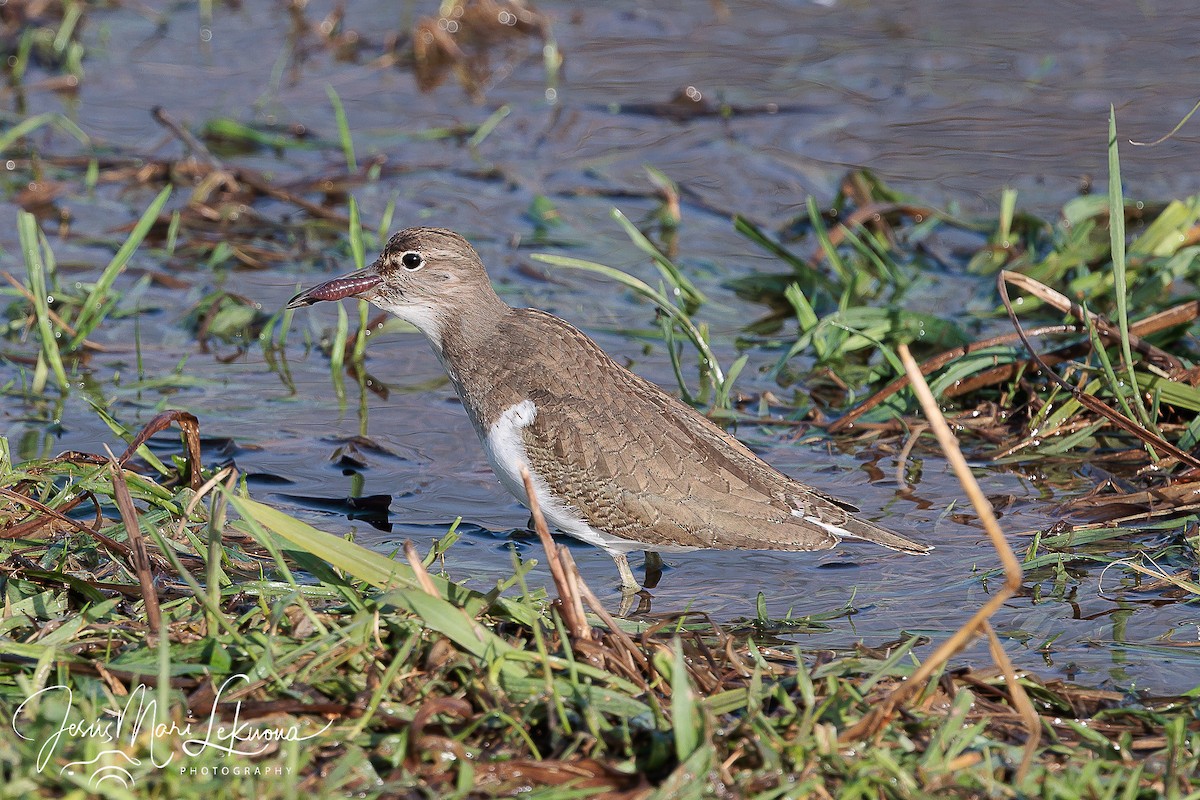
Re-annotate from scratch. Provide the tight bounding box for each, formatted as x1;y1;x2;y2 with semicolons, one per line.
286;264;384;309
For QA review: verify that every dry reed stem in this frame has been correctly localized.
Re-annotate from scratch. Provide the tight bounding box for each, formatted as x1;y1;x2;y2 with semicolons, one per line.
894;422;927;489
556;548;590;639
151;107;350;223
1001;270;1180;372
828;324;1075;432
0;485;139;561
115;409;204;491
833;290;1200;434
181;465;237;519
573;579;651;676
403;540;441;597
106;450;162;632
520;466;591;639
982;619;1040;782
841;343;1027;746
152;106;222;167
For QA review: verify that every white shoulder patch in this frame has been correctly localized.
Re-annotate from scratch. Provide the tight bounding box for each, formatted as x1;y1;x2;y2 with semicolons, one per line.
502;398;537;428
483;400;540;507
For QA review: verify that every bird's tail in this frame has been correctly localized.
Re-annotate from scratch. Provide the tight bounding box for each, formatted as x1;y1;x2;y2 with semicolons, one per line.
839;517;932;554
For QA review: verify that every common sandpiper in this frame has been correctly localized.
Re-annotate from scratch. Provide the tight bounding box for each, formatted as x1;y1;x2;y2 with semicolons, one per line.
288;227;930;596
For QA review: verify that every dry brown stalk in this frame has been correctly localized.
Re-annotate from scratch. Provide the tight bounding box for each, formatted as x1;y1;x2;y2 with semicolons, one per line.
828;325;1076;433
0;485;137;560
832;288;1200;435
403;540;441;597
894;422;927;489
556;548;590;640
181;465;237;519
982;619;1040;782
116;409;204;491
1001;271;1181;374
236;168;351;224
572;579;651;678
152;106;222;168
841;344;1031;764
520;466;591;640
107;452;163;632
149;106;353;224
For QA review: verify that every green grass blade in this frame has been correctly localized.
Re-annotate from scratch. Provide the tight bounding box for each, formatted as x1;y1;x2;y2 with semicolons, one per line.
670;638;700;762
229;494;426;591
660;313;695;404
1128;197;1200;257
1106;108;1154;433
0;112;90;154
532;253;724;384
331;301;349;400
998;187;1017;243
1140;373;1200;414
17;212;69;392
347;197;370;363
70;185;172;349
326;85;356;173
0;113;58;153
734;214;838;296
377;197;397;245
467;104;512;149
807;196;852;287
229;494;543;628
611;208;706;306
714;354;748;410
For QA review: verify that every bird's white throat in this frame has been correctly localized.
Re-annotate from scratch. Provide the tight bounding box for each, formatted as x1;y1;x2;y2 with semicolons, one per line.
373;295;446;354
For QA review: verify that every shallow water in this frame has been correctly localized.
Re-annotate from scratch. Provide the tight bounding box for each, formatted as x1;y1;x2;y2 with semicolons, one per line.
4;0;1200;693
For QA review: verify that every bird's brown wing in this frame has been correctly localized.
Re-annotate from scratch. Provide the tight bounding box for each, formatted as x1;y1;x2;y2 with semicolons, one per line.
519;386;841;550
510;309;927;553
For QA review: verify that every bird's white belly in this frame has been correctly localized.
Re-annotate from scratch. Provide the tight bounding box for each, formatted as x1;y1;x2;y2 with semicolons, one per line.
482;400;648;554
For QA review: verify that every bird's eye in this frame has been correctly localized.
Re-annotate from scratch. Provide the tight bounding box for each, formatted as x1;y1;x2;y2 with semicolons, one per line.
400;251;424;270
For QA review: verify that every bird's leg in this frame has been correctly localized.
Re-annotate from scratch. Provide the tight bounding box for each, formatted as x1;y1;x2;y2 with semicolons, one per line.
643;550;663;589
612;553;655;617
612;552;640;595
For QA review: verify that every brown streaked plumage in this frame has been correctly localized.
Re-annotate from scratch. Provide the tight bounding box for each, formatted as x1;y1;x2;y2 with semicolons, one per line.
288;227;930;594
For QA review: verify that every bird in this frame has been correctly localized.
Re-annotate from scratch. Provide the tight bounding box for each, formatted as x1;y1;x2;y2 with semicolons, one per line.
287;227;930;596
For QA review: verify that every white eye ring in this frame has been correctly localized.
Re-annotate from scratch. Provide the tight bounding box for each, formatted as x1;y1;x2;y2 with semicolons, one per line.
399;251;424;270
